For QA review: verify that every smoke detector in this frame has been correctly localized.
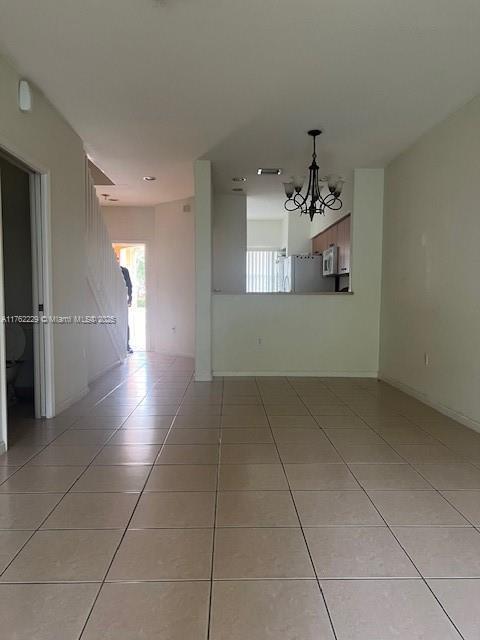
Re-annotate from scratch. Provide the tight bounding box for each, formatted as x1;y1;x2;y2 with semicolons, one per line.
18;79;32;112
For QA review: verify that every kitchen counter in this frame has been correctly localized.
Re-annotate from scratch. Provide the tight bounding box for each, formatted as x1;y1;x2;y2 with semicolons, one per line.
212;291;354;295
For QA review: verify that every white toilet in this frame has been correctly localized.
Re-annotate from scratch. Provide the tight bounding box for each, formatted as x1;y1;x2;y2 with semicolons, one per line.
5;324;26;403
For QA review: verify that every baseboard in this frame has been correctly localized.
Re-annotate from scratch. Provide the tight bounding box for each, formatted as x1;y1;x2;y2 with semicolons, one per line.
88;358;123;385
213;370;379;378
155;348;195;359
379;374;480;434
0;441;6;455
195;371;213;382
55;385;90;416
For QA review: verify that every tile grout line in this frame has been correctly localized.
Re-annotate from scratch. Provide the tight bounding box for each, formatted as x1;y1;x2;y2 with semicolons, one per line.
0;359;155;578
0;379;153;580
308;379;467;640
75;358;195;639
205;375;224;640
260;377;339;640
349;377;479;466
322;394;480;529
89;360;152;408
1;370;479;636
331;388;480;527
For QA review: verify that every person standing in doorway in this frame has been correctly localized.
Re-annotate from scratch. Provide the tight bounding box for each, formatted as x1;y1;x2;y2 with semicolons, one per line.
117;254;133;354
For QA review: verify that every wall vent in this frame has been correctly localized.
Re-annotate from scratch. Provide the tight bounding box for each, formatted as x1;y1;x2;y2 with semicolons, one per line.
257;168;282;176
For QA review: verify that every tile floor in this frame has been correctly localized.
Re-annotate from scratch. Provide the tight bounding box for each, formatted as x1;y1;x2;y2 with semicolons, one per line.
1;353;480;638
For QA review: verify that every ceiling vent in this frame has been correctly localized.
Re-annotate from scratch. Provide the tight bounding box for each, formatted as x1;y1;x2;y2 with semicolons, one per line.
257;168;282;176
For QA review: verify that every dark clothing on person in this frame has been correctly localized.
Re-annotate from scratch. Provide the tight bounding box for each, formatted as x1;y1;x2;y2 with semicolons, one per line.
121;266;133;305
120;265;133;352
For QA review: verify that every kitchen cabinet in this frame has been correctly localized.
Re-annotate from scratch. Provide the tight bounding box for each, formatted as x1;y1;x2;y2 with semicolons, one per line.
312;227;334;253
312;213;351;274
312;234;325;253
336;215;351;274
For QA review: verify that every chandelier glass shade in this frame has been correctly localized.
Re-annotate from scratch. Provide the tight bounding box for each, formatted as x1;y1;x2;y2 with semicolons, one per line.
283;130;344;221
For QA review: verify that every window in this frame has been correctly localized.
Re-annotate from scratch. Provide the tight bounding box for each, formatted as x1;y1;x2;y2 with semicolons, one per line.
246;250;280;292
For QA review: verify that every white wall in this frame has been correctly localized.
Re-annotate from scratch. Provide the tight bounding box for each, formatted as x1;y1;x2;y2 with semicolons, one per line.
247;219;283;249
85;285;119;382
286;213;313;255
212;169;384;375
102;200;195;358
194;160;212;380
0;55;90;413
155;198;195;357
102;206;155;242
380;96;480;428
213;194;246;293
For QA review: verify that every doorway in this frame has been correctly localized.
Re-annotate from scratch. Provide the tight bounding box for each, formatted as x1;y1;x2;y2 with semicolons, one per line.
0;150;54;450
112;243;146;351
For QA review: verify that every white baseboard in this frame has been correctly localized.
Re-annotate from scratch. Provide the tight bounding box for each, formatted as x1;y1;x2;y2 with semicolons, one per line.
88;358;123;385
155;348;195;359
379;374;480;434
55;385;90;416
213;370;379;378
195;371;213;382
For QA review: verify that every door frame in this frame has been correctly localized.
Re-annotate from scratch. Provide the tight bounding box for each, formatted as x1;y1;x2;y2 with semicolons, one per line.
30;171;55;419
112;240;150;351
0;146;55;450
0;167;7;452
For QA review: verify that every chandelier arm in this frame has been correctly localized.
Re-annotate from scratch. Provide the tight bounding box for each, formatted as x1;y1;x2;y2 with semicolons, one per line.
293;192;307;208
318;188;331;208
322;193;343;211
284;199;301;212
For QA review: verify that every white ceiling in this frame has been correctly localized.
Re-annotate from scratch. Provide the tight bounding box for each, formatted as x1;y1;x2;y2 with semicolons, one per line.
1;0;480;215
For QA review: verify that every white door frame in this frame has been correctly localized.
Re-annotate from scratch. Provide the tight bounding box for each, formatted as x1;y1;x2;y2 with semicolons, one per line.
30;172;55;418
112;240;150;351
0;168;7;452
0;148;55;450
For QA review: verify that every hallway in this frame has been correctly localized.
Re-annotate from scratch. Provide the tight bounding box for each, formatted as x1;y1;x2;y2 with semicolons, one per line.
0;354;480;638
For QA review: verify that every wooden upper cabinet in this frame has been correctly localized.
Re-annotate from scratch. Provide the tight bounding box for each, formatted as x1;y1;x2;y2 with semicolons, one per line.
312;233;326;253
337;215;351;274
312;213;351;274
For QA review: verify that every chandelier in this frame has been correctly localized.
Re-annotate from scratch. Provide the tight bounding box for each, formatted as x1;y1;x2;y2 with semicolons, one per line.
283;129;344;221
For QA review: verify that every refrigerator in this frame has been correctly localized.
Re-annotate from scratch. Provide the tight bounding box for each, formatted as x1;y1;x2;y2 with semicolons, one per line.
277;255;335;293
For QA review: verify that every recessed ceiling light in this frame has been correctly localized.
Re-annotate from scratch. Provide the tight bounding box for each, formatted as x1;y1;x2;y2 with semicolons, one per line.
143;176;157;181
257;168;283;176
232;177;247;182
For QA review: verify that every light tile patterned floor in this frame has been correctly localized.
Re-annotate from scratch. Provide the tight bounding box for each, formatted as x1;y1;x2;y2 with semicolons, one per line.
0;352;479;638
